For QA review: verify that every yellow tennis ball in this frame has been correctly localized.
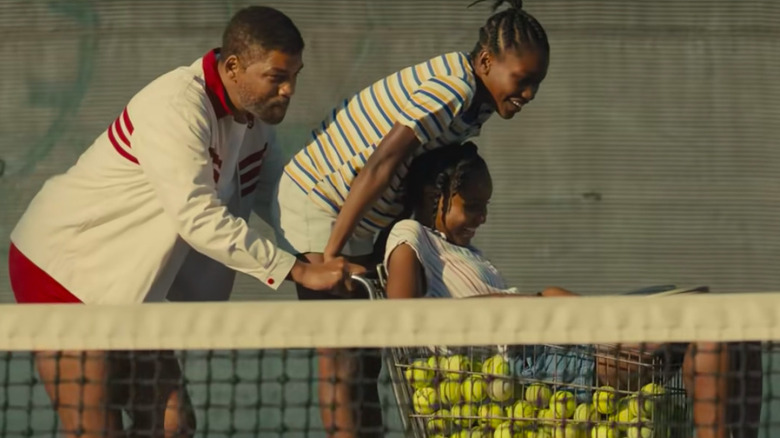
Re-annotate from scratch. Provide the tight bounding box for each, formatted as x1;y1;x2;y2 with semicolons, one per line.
439;380;463;405
627;395;654;419
507;400;536;427
615;397;631;413
405;359;435;389
638;384;664;418
462;376;489;403
592;387;616;415
460;429;489;438
413;387;438;414
482;354;511;377
640;383;666;397
590;425;615;438
488;378;516;402
525;383;553;408
428;355;446;371
426;409;453;433
573;403;599;423
613;407;634;431
626;425;653;438
536;408;557;427
528;429;553;438
551;391;576;419
493;421;522;438
478;403;505;428
552;424;580;438
452;404;478;428
481;356;494;374
443;355;471;380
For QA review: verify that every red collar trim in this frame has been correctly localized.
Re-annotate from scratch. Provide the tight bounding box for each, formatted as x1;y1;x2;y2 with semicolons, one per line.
202;49;232;118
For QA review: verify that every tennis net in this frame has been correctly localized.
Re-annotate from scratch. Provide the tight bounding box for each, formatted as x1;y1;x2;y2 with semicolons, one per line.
0;286;774;437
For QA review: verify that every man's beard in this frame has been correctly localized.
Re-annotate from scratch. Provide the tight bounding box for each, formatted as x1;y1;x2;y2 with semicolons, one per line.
237;89;288;125
247;100;287;125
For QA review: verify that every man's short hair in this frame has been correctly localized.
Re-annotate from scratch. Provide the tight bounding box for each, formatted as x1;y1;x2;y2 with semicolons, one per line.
221;6;304;62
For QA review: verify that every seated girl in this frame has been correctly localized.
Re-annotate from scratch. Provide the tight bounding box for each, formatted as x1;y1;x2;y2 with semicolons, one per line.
376;142;761;438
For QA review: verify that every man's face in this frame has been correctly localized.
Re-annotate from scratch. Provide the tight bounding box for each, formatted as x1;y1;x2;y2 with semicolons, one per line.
231;49;304;125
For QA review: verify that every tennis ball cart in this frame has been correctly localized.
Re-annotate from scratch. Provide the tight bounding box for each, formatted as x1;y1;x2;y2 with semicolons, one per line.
351;270;698;438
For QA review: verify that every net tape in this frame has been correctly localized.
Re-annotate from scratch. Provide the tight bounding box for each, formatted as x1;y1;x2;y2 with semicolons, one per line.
0;289;777;351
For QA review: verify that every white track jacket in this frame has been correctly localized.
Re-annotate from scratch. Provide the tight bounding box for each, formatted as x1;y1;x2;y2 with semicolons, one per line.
11;49;296;304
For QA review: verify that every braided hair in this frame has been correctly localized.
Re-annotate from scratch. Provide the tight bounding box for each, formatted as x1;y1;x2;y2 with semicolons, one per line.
373;143;488;260
469;0;549;59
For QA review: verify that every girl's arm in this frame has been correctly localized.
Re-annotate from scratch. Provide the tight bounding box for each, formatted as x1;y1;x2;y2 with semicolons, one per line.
324;75;474;260
323;124;420;261
384;242;425;299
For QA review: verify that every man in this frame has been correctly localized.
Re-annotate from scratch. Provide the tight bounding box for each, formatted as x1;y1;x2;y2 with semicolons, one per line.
7;6;362;437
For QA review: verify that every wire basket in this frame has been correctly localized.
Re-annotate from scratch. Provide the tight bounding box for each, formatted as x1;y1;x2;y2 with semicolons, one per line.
351;273;692;438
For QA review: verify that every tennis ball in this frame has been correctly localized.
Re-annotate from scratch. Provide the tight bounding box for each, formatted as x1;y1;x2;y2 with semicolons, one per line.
590;425;615;438
536;408;557;427
528;429;553;438
413;387;438;414
525;383;553;408
478;403;505;428
463;429;489;438
462;376;488;403
613;407;634;431
482;354;511;377
428;355;446;371
405;359;435;389
550;391;576;419
427;409;453;433
592;387;616;415
573;403;599;423
443;355;471;380
615;397;630;413
439;380;463;405
638;384;664;418
507;400;536;426
627;396;653;419
488;378;516;402
640;383;666;396
626;426;653;438
452;404;478;428
493;421;512;438
551;425;580;438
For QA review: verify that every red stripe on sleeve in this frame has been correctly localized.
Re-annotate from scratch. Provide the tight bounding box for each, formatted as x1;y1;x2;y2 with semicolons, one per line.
240;165;262;183
114;118;130;147
239;145;267;169
122;108;134;134
108;125;139;164
241;182;259;197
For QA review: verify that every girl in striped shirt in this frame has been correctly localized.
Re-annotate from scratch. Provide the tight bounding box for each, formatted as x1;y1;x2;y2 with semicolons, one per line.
271;1;549;435
380;143;762;438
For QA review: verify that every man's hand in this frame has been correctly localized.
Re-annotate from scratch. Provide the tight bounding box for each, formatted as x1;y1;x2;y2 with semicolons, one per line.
288;258;366;292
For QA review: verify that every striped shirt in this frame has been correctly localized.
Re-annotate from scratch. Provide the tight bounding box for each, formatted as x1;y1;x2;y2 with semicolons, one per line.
284;52;494;234
384;220;517;298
